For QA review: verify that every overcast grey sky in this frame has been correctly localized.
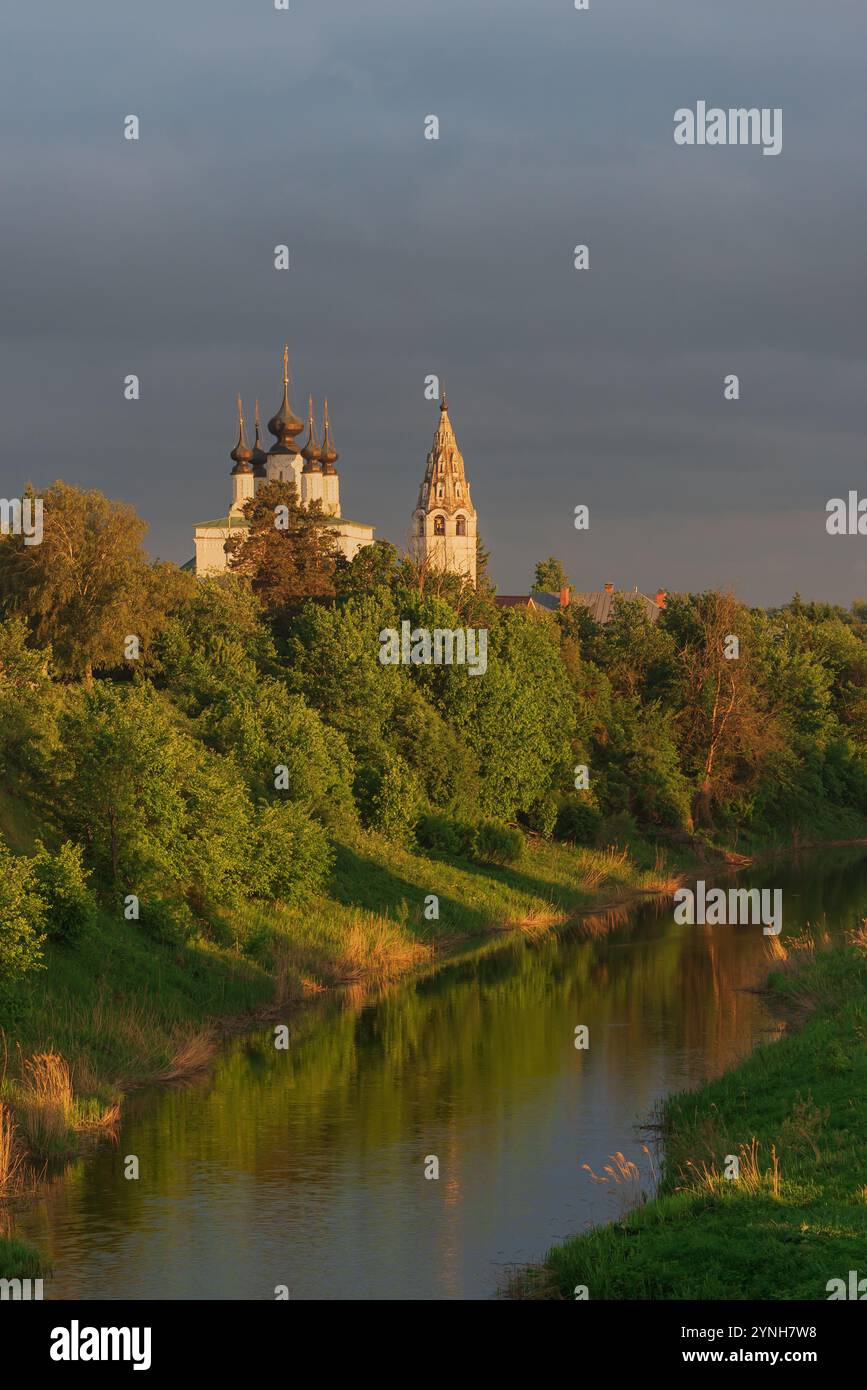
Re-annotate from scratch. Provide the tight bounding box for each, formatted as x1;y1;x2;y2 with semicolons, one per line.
2;0;866;603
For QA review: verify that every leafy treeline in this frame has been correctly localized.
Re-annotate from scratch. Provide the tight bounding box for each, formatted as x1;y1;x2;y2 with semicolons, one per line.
1;480;866;983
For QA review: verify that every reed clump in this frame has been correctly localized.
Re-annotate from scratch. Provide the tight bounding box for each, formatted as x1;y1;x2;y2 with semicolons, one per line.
0;1103;26;1197
17;1052;74;1156
335;916;432;985
2;1049;120;1160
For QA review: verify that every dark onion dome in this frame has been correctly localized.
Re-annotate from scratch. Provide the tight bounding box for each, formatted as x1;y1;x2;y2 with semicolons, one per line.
300;394;324;473
230;395;254;474
320;398;339;474
268;344;304;453
250;399;268;477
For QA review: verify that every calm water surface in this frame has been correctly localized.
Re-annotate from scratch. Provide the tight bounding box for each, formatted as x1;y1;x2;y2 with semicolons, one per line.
15;849;867;1299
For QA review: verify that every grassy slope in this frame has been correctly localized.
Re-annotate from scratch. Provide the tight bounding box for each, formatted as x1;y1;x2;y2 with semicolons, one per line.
0;792;685;1279
4;779;866;1284
526;941;867;1300
6;824;681;1096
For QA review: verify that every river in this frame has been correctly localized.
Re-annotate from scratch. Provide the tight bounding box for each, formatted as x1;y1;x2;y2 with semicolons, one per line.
14;847;867;1300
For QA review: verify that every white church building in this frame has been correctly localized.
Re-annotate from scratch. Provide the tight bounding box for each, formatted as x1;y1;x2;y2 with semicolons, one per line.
192;346;376;576
192;348;477;585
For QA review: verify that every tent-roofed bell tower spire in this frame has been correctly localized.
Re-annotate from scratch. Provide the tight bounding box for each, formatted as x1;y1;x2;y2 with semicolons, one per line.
410;391;477;584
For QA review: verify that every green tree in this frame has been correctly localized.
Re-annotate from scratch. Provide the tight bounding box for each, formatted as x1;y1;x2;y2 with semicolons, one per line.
532;557;570;594
0;483;160;683
153;576;278;712
225;480;341;618
334;540;404;601
597;595;678;702
443;609;575;821
665;592;779;827
250;802;333;904
56;683;189;890
204;677;356;822
30;840;97;943
285;594;404;755
0;617;56;785
354;748;423;841
0;842;46;985
597;696;692;830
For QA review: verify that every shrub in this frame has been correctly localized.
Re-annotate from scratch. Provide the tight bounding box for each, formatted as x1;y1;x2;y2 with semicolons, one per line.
554;800;602;847
136;897;192;948
0;843;47;986
524;796;559;838
30;840;97;943
416;815;523;865
251;803;333;906
355;750;422;843
415;814;477;858
597;810;639;848
473;821;524;865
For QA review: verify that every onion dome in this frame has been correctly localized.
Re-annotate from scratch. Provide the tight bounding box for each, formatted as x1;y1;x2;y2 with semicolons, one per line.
267;344;304;454
250;399;268;477
300;395;323;473
230;395;253;474
320;398;339;474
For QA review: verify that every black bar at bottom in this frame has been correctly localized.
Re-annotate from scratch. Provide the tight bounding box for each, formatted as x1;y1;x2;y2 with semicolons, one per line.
3;1297;862;1375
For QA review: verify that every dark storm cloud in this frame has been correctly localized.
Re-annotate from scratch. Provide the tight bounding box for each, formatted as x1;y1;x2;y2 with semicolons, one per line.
2;0;867;602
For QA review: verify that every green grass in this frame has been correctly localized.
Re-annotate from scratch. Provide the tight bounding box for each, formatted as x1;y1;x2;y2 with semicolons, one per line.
5;909;274;1101
521;938;867;1300
0;1237;46;1281
709;802;867;859
3;771;864;1284
0;795;685;1114
7;824;677;1082
0;801;687;1278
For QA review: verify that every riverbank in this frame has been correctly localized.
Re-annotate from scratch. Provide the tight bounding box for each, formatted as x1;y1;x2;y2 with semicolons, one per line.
511;931;867;1300
3;812;866;1284
1;820;701;1277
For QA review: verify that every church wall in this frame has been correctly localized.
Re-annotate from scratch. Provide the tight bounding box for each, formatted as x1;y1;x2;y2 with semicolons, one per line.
194;526;233;577
301;472;325;508
322;474;340;516
230;472;254;516
331;521;375;561
264;454;303;489
194;519;375;576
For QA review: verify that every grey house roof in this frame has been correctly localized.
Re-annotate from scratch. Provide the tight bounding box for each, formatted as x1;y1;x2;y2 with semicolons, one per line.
495;589;664;624
572;590;662;624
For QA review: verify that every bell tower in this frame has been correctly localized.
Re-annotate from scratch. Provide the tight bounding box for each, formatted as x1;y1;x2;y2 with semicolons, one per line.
410;393;477;584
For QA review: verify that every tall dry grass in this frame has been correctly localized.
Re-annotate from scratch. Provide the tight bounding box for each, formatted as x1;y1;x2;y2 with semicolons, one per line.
0;1103;26;1197
16;1053;74;1155
3;1049;119;1160
683;1136;781;1199
150;1029;218;1086
335;916;432;985
578;846;629;890
580;1147;657;1218
508;906;566;936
